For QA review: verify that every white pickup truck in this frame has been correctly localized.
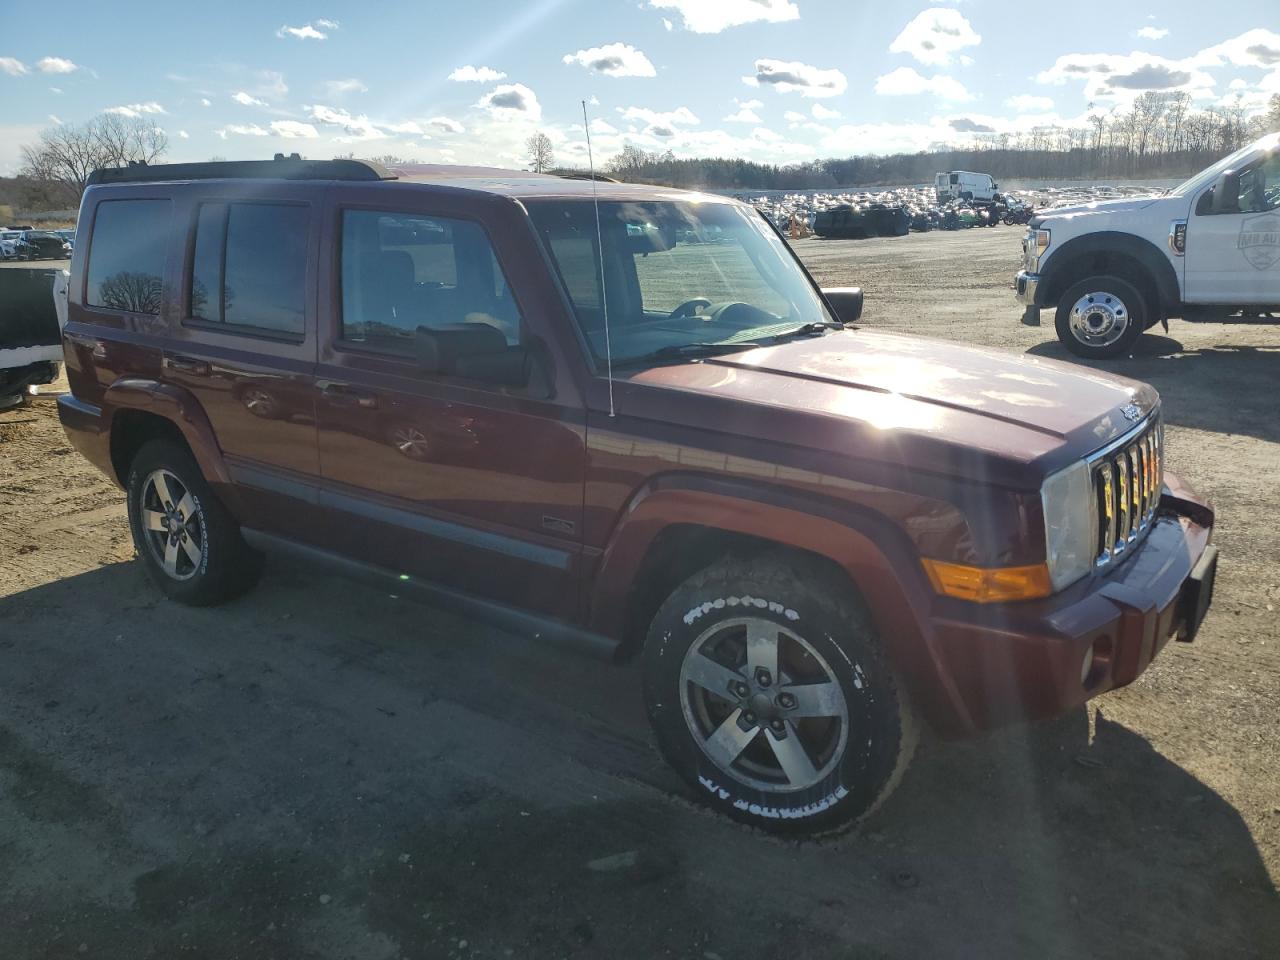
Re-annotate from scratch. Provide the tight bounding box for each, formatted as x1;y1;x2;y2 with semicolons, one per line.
1016;132;1280;358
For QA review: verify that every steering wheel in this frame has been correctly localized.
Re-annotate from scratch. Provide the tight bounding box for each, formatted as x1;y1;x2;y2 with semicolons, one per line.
668;298;713;320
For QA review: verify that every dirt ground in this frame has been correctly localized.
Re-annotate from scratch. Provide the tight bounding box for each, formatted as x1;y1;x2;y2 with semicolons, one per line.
2;228;1278;959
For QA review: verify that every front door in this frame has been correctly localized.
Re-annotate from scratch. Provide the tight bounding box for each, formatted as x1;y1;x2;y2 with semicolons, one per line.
313;194;586;619
1184;150;1280;304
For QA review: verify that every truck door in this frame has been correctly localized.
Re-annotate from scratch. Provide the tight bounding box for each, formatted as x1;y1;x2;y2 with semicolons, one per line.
1184;150;1280;304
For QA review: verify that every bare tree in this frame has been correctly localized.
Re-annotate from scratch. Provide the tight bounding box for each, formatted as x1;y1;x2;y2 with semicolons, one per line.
525;132;555;173
19;114;169;204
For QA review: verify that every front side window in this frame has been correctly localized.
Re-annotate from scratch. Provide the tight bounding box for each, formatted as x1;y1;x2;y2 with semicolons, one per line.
526;199;832;365
86;199;171;315
188;202;308;336
340;210;523;354
1237;152;1280;213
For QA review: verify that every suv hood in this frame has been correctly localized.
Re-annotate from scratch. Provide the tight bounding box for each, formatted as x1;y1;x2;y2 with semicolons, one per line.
629;329;1157;484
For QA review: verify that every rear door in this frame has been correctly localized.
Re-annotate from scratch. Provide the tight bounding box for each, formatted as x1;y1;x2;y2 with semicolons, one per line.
1184;150;1280;304
162;186;323;538
312;187;587;619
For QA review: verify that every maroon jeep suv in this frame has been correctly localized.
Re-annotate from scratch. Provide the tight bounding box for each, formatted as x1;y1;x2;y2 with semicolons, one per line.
58;157;1217;833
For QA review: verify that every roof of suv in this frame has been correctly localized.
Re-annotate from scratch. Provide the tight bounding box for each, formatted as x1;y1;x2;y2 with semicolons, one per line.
87;157;729;204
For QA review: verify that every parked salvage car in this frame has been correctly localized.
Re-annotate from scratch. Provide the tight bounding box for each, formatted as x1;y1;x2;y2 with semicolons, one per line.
1017;131;1280;358
58;157;1218;833
0;229;23;260
15;230;69;260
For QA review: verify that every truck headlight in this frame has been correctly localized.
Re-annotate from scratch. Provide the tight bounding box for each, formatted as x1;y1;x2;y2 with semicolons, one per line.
1041;460;1093;591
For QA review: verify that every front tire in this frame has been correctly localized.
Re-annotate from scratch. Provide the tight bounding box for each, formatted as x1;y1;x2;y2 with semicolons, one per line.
125;438;261;605
642;556;916;835
1055;275;1147;359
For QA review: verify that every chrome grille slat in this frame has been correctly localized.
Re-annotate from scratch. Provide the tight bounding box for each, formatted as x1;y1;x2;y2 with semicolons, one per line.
1092;414;1163;569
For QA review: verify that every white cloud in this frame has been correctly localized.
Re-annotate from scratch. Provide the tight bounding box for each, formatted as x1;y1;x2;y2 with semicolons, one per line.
232;91;268;108
200;98;212;107
562;42;656;77
874;66;971;100
745;58;847;98
724;98;763;122
783;109;806;123
662;18;673;31
428;115;465;134
48;114;62;125
308;104;388;141
479;83;542;121
619;105;699;137
889;9;981;66
323;78;367;97
751;126;782;142
449;65;506;83
178;130;189;139
271;120;320;138
216;123;270;139
589;117;618;135
1036;52;1215;101
810;102;840;120
1007;94;1054;112
648;0;799;34
385;120;424;135
1137;27;1169;40
277;20;337;40
37;57;78;74
1193;29;1280;69
0;57;27;76
105;102;167;117
252;70;289;100
49;87;62;94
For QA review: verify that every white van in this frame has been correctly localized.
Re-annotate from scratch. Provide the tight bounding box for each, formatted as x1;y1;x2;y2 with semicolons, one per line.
935;171;998;203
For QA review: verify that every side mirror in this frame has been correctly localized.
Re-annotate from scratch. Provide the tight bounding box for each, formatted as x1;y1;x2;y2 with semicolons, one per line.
822;287;863;325
1210;171;1240;215
454;347;531;388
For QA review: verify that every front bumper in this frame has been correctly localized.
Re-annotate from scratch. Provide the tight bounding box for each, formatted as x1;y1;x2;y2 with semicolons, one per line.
916;471;1215;736
1014;270;1040;307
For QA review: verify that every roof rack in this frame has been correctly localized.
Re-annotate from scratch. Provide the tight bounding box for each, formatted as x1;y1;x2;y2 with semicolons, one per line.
87;154;397;186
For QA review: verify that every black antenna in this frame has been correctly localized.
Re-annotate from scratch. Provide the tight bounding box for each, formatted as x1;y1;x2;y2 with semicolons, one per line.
582;100;615;419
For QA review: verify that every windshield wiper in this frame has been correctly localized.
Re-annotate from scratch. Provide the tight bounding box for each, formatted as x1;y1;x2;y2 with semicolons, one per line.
614;341;763;368
769;320;845;340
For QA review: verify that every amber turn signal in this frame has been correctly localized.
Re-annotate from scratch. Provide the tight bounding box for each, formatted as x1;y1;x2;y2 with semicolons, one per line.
921;559;1054;603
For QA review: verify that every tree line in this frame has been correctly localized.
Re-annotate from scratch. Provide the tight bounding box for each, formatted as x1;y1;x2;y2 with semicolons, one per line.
600;92;1280;190
4;93;1279;216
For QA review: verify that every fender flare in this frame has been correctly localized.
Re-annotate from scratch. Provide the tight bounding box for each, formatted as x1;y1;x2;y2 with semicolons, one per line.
1039;231;1180;310
587;472;978;733
103;377;231;486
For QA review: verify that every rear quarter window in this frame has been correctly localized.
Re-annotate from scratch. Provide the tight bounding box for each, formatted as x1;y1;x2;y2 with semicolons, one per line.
86;199;172;315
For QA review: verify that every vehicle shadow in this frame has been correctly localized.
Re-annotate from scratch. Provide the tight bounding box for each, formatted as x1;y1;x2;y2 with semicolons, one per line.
1;560;1277;959
1027;340;1280;444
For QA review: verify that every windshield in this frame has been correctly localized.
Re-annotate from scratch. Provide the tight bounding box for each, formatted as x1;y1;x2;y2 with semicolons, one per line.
1170;134;1280;197
526;199;832;365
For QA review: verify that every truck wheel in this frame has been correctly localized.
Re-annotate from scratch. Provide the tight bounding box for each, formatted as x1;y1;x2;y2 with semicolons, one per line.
642;556;916;835
125;438;261;606
1055;276;1147;359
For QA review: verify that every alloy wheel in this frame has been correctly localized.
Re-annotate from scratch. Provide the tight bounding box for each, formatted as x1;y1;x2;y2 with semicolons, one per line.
678;616;849;793
139;468;205;581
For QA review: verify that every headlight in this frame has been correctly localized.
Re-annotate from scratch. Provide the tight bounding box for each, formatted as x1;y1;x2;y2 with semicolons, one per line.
1041;459;1093;591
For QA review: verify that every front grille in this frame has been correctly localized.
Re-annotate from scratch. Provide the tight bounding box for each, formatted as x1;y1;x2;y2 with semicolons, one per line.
1091;415;1163;570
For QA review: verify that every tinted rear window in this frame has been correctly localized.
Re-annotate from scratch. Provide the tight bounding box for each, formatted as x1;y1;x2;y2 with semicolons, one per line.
188;202;308;337
86;199;171;315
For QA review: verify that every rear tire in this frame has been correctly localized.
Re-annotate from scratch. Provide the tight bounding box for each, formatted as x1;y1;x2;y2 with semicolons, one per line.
1055;275;1147;359
125;438;261;605
642;556;916;835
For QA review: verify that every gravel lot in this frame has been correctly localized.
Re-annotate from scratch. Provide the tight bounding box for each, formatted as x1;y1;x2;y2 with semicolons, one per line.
1;228;1278;959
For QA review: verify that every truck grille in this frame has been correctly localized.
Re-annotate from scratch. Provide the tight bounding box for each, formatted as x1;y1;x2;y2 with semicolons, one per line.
1092;416;1163;569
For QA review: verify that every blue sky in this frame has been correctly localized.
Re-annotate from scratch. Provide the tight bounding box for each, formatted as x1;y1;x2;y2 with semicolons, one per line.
2;0;1279;174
